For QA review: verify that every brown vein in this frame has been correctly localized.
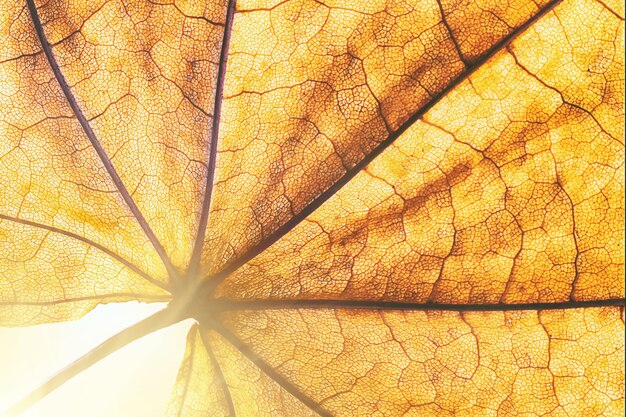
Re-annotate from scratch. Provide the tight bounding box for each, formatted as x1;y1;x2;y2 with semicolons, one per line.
0;293;169;306
25;0;178;282
204;0;566;293
188;0;238;280
0;213;167;290
208;297;626;312
200;329;237;417
209;317;329;417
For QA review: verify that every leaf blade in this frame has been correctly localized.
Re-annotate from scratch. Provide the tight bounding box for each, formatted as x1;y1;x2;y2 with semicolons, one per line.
214;0;624;306
167;324;235;417
25;0;178;280
219;306;625;416
0;217;169;326
21;0;233;273
200;0;563;281
207;325;325;417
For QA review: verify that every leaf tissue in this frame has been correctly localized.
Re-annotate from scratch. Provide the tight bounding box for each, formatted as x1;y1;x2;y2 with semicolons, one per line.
0;0;624;415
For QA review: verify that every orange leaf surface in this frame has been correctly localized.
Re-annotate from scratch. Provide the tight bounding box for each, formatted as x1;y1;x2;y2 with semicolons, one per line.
0;0;624;415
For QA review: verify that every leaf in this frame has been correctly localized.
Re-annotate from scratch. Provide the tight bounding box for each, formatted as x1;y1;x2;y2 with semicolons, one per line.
214;307;624;416
0;0;623;415
166;324;235;417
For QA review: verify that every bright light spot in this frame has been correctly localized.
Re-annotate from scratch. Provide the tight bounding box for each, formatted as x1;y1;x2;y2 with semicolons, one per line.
0;302;194;417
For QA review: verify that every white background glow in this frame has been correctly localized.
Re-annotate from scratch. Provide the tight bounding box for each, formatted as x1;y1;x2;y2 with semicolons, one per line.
0;302;194;417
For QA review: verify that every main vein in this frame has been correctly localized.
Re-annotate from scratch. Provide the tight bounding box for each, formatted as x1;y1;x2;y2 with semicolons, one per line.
26;0;178;282
204;0;566;291
187;0;238;279
0;214;166;290
200;331;237;417
208;317;332;417
210;297;626;312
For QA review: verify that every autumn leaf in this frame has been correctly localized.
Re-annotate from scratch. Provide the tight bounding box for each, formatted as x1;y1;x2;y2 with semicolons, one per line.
0;0;624;415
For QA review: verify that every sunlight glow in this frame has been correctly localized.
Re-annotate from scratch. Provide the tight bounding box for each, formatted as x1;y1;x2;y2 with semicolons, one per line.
0;302;193;417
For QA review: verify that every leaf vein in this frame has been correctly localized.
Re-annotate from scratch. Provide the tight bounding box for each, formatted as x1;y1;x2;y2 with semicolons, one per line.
25;0;178;282
205;0;567;291
0;213;167;290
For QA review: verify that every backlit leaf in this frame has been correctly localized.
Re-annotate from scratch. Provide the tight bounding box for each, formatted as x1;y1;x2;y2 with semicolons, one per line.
0;0;623;415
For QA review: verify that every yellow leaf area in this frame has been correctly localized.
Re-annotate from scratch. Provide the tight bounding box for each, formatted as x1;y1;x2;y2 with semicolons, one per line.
0;0;623;416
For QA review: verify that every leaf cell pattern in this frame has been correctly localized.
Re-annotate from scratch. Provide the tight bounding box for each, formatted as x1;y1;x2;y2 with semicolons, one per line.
0;0;623;415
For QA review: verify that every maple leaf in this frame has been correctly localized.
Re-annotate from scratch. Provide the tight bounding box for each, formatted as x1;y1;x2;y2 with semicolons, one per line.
1;0;624;415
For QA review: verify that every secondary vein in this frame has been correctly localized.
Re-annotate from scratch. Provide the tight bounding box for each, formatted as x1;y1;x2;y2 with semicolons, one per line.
26;0;178;283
